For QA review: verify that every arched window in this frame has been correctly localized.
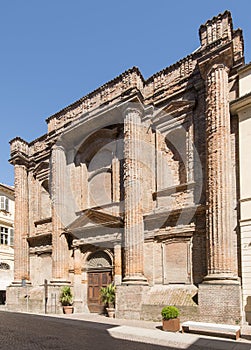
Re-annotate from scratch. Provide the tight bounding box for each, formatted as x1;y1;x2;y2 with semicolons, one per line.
0;263;10;270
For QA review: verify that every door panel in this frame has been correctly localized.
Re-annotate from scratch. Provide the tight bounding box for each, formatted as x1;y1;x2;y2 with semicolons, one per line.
88;271;112;313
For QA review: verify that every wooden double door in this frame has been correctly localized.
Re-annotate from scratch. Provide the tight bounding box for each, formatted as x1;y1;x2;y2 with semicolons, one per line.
87;270;112;313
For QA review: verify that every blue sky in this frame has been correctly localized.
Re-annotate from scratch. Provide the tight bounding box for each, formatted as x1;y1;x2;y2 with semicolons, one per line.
1;0;251;185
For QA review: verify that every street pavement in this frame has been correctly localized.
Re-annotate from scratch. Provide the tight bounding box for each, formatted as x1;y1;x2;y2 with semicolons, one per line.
1;310;251;349
49;312;251;349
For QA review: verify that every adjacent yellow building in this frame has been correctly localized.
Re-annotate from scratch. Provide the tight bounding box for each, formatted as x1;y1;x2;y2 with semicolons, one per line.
0;183;14;304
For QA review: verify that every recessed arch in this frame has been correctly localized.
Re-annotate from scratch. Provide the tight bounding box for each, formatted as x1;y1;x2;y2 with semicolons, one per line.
86;250;113;270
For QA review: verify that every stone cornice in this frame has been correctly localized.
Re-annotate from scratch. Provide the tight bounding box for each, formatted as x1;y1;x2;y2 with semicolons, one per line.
144;204;205;222
230;92;251;114
237;61;251;75
145;223;195;242
72;232;122;247
29;245;52;255
9;153;30;167
153;182;195;200
27;233;52;247
34;217;52;227
46;67;145;123
0;183;14;195
9;137;30;166
0;219;13;227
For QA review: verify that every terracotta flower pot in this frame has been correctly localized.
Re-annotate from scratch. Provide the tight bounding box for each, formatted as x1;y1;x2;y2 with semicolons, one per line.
162;318;180;332
106;307;115;318
63;306;74;314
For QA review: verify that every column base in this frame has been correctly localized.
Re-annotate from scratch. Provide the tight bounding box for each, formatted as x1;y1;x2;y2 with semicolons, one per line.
198;282;242;324
122;274;148;285
50;279;71;286
203;273;240;284
6;283;45;314
10;280;32;287
116;284;150;319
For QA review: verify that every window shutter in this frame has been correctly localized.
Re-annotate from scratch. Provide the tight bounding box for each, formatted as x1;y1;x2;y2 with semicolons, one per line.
0;196;4;210
10;229;14;246
5;198;9;212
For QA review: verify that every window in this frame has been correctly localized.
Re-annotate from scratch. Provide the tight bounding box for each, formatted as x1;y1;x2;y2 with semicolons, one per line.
0;196;9;212
0;227;13;246
0;263;10;270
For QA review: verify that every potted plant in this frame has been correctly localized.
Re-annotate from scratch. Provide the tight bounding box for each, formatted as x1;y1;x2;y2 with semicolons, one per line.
100;283;116;318
59;286;74;314
161;306;180;332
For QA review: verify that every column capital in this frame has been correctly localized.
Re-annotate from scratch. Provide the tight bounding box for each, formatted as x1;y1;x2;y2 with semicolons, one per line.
121;101;144;120
9;137;30;167
198;43;233;80
51;142;65;153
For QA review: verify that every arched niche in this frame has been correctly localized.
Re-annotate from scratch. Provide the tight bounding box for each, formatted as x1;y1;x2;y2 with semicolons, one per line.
165;127;187;186
74;125;123;208
40;180;51;218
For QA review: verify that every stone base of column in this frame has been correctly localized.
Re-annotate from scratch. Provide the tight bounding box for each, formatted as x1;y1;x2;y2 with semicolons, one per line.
114;274;122;285
50;279;71;285
122;275;148;285
10;280;32;286
198;282;242;324
115;285;150;320
203;273;240;284
6;283;44;314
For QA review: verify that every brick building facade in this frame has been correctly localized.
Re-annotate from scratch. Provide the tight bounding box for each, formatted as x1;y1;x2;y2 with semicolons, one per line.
6;11;249;324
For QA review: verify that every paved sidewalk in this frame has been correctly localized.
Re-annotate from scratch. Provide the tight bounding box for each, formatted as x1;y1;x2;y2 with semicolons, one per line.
47;312;251;349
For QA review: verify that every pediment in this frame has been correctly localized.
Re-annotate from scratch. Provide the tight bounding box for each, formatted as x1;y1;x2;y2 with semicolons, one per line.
67;208;123;231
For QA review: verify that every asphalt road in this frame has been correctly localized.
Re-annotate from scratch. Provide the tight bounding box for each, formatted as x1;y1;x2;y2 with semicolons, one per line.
0;311;176;350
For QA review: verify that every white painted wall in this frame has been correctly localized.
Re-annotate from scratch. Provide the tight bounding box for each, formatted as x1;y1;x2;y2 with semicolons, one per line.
0;184;14;294
235;63;251;323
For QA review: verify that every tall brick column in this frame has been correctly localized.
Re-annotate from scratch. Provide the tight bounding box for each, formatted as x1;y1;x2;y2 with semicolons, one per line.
51;144;70;283
14;162;30;282
198;55;241;324
123;104;147;284
202;62;238;282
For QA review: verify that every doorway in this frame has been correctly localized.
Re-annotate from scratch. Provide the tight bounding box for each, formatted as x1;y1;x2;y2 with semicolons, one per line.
88;270;112;313
87;251;113;313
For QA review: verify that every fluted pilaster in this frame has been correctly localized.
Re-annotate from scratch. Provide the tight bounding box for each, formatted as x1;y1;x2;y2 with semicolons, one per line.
204;63;237;282
51;144;70;283
114;242;122;285
123;105;147;284
112;157;120;203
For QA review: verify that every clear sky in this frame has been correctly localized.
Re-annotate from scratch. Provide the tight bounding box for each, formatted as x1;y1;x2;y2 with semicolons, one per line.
1;0;250;185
